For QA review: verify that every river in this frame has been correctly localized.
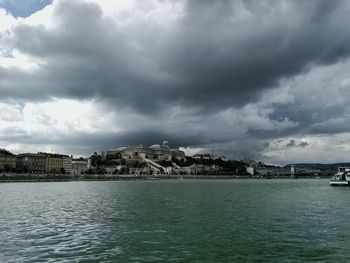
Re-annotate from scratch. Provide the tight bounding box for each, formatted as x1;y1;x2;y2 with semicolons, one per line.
0;179;349;262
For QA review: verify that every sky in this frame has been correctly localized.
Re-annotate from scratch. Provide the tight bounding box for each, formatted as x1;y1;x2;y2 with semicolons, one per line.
1;0;350;165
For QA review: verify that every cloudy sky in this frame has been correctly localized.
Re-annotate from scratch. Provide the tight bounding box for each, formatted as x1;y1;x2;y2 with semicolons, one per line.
1;0;350;165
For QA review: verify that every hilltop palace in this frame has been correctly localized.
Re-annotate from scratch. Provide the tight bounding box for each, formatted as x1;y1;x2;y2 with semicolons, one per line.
101;141;185;162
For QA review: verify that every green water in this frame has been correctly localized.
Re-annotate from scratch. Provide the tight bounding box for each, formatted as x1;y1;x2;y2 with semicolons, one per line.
0;179;349;262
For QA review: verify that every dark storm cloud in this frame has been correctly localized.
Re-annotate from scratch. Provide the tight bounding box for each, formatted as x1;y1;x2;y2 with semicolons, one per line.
285;139;309;148
1;0;350;162
263;57;350;139
2;0;350;112
0;129;208;156
155;0;350;109
63;131;208;152
268;104;349;136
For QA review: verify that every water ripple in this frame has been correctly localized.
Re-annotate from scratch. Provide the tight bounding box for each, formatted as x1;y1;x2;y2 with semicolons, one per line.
0;180;350;262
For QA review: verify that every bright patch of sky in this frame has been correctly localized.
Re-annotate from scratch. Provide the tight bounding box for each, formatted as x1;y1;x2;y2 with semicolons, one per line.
0;0;51;17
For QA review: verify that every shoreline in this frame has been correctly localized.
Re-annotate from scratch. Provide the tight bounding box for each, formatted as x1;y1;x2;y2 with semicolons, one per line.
0;174;330;183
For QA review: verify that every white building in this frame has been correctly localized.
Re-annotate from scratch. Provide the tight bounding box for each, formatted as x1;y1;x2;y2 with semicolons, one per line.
62;155;72;174
101;147;127;159
103;141;185;162
71;159;88;175
246;167;254;175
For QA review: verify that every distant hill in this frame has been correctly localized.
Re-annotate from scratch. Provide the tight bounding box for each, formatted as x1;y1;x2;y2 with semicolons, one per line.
284;163;350;172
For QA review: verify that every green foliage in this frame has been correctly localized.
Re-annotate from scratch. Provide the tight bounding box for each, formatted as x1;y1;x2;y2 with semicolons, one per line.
91;153;126;168
173;156;247;175
157;160;173;167
134;161;147;168
172;157;197;167
96;167;107;174
106;153;122;160
85;168;94;174
90;154;102;167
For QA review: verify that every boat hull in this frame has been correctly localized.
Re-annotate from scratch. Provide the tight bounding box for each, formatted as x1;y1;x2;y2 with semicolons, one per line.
329;181;350;186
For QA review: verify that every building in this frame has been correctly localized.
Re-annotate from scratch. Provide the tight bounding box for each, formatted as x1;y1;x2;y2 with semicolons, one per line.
255;167;291;176
36;153;72;174
87;158;92;169
16;153;47;174
121;145;157;160
44;154;64;174
101;147;126;159
148;141;171;161
192;153;224;160
193;153;212;160
0;149;16;172
246;167;254;175
181;164;210;175
62;155;72;174
103;141;185;162
71;159;88;175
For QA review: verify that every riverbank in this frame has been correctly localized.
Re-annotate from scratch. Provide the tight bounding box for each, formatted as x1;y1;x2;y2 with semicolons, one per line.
0;174;330;182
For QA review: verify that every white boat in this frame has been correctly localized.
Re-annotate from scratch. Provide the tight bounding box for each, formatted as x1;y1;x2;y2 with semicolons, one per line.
329;167;350;186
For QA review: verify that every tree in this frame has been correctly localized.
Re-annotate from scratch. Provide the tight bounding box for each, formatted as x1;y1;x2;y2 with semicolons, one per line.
3;164;12;173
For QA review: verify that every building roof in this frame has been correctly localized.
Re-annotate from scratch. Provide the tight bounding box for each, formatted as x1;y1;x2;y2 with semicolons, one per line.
16;153;47;158
71;160;88;164
38;152;69;158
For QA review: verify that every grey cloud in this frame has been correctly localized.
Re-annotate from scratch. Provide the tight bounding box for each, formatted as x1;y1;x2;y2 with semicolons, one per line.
286;139;296;147
2;0;350;112
1;0;350;162
286;139;309;148
266;57;350;140
0;126;29;140
299;141;309;148
212;138;270;161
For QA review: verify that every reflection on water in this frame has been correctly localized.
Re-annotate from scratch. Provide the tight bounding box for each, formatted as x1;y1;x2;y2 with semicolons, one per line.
0;179;350;262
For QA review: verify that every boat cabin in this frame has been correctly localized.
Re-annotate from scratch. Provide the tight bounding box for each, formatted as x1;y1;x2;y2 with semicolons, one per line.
330;167;350;186
338;167;350;173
